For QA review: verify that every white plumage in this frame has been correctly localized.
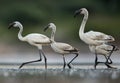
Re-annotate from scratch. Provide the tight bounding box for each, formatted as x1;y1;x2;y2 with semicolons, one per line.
89;44;114;55
44;23;79;69
51;42;77;54
74;8;114;46
23;33;51;47
9;21;51;69
74;8;116;68
89;44;118;68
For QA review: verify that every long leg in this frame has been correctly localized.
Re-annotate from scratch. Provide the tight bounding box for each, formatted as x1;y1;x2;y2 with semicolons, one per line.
104;55;112;68
94;54;112;69
67;53;78;69
94;50;105;69
63;55;66;70
41;50;47;70
107;45;116;64
104;55;116;69
104;62;116;69
19;50;42;69
94;51;98;69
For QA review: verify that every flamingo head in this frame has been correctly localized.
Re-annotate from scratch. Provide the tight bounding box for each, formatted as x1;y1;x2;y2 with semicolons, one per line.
8;21;22;29
44;23;56;32
74;8;88;17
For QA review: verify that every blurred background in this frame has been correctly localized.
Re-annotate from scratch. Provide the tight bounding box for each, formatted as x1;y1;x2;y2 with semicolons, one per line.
0;0;120;64
0;0;120;83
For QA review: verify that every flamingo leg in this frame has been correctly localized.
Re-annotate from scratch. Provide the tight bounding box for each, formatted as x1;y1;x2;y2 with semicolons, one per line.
106;45;116;64
67;53;78;69
94;54;116;69
94;51;98;69
94;50;105;69
41;50;47;70
63;55;66;70
104;62;116;69
104;45;117;69
19;50;42;69
104;55;117;69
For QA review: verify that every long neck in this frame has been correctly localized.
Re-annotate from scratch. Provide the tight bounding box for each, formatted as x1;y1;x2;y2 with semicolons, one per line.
18;24;24;41
51;28;56;42
79;12;88;37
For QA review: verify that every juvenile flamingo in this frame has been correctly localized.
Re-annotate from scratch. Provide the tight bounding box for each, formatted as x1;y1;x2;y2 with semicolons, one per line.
74;8;115;45
74;8;116;68
44;23;79;69
8;21;51;69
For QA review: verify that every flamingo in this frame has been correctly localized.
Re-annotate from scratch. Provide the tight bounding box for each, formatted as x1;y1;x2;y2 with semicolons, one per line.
8;21;51;69
44;23;79;69
74;8;115;45
89;44;118;69
74;8;116;68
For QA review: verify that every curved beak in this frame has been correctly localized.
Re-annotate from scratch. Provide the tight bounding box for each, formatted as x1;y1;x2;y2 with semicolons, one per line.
8;22;15;29
44;24;50;32
74;9;81;18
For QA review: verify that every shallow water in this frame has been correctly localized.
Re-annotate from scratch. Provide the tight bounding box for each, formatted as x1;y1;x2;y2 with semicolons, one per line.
0;52;120;83
0;64;120;83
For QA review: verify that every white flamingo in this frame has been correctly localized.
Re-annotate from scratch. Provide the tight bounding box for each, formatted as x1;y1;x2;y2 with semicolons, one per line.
8;21;51;69
44;23;79;69
74;8;115;45
74;8;116;68
89;44;118;69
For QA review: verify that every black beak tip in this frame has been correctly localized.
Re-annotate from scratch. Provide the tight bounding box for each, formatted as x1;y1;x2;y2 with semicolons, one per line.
74;9;81;18
8;22;15;29
43;24;50;32
44;28;47;32
43;27;48;32
8;25;12;29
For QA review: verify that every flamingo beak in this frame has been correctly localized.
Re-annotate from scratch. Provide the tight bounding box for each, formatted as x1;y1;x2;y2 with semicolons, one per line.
44;24;50;32
8;22;15;29
74;9;81;18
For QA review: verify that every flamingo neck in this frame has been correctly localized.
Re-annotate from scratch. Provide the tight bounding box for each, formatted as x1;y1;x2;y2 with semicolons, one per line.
79;12;88;38
18;24;24;41
51;27;56;42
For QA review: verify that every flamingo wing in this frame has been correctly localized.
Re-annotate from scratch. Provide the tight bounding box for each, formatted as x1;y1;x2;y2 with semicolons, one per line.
54;42;78;52
85;31;114;41
25;33;51;44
